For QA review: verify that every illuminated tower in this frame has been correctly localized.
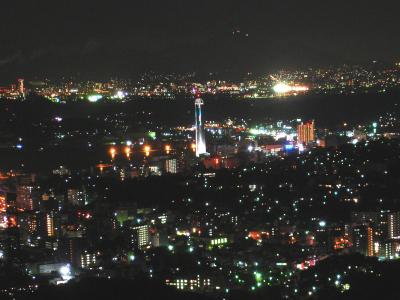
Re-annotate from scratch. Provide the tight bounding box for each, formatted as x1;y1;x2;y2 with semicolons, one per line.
46;212;55;237
367;226;374;257
17;79;25;98
297;120;315;145
388;212;400;239
194;98;207;157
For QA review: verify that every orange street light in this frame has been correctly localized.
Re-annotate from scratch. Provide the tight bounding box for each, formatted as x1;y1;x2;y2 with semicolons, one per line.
165;144;171;154
144;145;151;157
124;146;131;159
109;147;117;160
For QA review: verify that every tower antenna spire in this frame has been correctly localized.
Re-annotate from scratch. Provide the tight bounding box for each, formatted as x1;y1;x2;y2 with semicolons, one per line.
194;94;207;157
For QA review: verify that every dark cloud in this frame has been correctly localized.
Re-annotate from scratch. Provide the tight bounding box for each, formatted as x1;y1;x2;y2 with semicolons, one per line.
0;51;23;66
0;0;399;80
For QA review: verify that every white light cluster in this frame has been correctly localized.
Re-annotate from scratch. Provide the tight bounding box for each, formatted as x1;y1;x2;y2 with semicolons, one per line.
273;82;309;94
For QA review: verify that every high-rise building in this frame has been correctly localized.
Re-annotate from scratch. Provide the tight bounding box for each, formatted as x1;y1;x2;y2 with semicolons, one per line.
379;240;399;259
131;225;150;249
0;194;6;213
17;79;25;98
367;226;375;256
166;275;212;291
352;224;374;256
297;120;315;145
17;212;38;245
46;212;55;237
16;186;36;211
80;251;97;269
67;188;87;206
150;232;160;247
388;211;400;239
165;158;178;174
195;98;207;157
59;238;84;268
15;174;38;211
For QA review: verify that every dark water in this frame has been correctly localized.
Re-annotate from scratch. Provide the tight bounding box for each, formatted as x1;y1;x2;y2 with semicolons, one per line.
202;92;400;127
5;91;400;127
112;92;400;128
0;92;399;172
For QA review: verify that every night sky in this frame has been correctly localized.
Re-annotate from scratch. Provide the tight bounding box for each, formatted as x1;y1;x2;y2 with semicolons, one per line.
0;0;399;81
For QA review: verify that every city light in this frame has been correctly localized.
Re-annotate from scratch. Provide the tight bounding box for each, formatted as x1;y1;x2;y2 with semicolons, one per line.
88;94;103;102
115;91;125;99
109;147;117;160
2;4;400;298
59;264;72;281
273;83;292;94
273;82;309;94
144;145;151;156
195;98;207;157
124;146;131;159
165;144;171;154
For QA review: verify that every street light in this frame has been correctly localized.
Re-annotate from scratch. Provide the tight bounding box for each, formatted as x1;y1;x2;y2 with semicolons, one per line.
109;147;117;160
144;145;151;157
124;146;131;159
165;144;171;154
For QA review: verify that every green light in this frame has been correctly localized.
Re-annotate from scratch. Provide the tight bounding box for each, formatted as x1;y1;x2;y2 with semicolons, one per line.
115;210;129;226
254;271;263;282
148;131;156;140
